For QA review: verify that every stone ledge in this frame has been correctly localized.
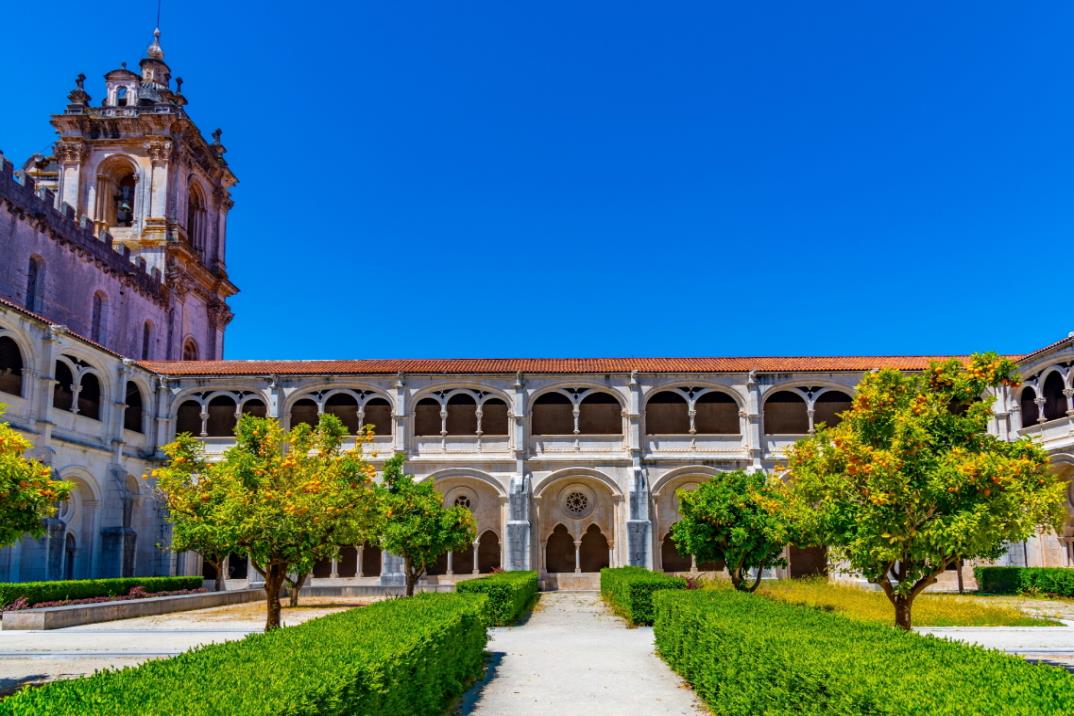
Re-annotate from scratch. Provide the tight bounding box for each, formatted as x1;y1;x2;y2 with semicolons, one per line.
1;588;263;630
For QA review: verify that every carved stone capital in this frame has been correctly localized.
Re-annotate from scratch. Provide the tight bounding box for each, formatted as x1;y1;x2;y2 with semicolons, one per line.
55;140;86;165
146;139;173;163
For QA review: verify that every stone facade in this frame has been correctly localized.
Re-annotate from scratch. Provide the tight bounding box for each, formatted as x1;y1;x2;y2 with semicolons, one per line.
0;29;236;362
1;30;1072;587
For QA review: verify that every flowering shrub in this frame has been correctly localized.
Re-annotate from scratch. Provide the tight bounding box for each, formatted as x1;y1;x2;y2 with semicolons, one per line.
0;577;203;610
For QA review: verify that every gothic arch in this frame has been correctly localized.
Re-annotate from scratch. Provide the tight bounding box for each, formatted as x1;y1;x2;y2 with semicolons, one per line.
650;465;720;497
528;385;626;436
533;467;623;498
425;468;508;497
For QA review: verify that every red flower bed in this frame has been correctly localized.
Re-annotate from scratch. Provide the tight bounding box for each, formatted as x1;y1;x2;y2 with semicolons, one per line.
1;585;208;612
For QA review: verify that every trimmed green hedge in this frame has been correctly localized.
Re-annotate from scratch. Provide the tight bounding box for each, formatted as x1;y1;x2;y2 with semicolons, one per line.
0;577;204;609
975;566;1074;597
0;592;487;715
653;589;1074;715
456;571;538;625
600;566;686;625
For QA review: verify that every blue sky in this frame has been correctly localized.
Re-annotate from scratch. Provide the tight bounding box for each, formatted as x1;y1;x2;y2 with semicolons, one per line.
2;2;1071;359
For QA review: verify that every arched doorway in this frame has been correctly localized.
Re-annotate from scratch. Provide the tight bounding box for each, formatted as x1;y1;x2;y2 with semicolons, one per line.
661;532;691;572
478;531;501;573
545;524;576;573
579;524;610;572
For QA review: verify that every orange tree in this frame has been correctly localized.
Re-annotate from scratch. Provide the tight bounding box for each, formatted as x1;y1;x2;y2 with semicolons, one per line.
671;469;789;591
377;454;476;596
0;406;71;547
784;354;1065;630
156;413;380;630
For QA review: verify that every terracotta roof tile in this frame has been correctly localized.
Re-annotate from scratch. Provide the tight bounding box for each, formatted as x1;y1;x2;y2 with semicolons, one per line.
136;354;1006;377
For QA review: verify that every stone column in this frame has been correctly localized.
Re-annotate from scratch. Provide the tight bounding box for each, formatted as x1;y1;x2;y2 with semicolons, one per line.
55;140;84;214
472;541;480;575
357;546;365;577
744;371;764;470
626;468;652;568
574;539;581;573
506;474;532;571
446;550;454;576
330;558;338;579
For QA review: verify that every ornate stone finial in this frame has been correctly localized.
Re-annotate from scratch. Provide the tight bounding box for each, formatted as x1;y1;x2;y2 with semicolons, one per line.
147;28;165;60
211;128;223;145
67;74;90;107
175;77;184;94
121;61;127;69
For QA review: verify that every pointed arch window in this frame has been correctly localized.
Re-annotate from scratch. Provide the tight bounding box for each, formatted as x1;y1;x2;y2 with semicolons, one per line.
90;292;106;343
141;321;153;360
25;256;44;312
182;338;199;361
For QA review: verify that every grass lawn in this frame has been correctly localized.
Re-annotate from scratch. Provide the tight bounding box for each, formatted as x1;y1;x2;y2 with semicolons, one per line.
706;577;1062;626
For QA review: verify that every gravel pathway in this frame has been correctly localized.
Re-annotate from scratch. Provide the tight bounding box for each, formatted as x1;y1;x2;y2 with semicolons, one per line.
460;591;704;715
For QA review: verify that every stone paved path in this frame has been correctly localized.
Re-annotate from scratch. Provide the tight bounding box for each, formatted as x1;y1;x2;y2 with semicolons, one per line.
460;591;705;715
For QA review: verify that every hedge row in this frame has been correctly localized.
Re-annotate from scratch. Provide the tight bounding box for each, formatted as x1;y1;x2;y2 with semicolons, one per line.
600;566;686;625
652;589;1074;715
975;566;1074;597
456;570;538;625
0;592;487;715
0;577;204;609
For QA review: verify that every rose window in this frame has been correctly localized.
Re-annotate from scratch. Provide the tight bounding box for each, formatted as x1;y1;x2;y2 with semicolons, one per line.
564;491;589;517
454;495;472;509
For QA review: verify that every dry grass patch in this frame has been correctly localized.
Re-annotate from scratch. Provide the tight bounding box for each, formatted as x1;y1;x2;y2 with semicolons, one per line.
707;577;1060;626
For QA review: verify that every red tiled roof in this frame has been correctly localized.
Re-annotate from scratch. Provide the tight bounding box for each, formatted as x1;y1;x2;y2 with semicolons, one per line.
136;355;1001;377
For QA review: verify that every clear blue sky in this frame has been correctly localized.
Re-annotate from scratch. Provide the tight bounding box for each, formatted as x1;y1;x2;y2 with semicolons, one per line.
2;2;1071;359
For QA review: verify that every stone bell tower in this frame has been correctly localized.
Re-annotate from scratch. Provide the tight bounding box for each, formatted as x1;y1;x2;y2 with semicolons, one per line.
47;28;238;359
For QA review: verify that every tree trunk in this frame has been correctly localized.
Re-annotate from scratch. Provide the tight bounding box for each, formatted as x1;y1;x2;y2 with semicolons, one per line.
956;559;965;594
894;596;912;631
288;572;307;608
744;566;763;593
263;563;287;632
404;555;416;597
213;558;226;592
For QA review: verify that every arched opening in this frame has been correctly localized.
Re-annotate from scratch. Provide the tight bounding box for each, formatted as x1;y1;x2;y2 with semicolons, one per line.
414;397;442;436
176;400;202;435
141;321;153;360
532;393;574;435
789;545;828;578
90;292;106;343
545;524;576;573
1042;373;1068;422
289;398;319;429
123;381;144;433
452;542;475;574
695;391;739;434
579;392;622;435
78;373;101;420
202;558;219;581
53;361;75;412
481;398;509;436
426;551;449;576
116;85;129;107
478;531;501;573
324;393;361;434
363;397;392;436
579;524;610;572
96;157;137;229
186;183;206;256
25;256;44;312
446;393;478;435
205;395;237;437
182;338;199;361
64;534;76;581
646;391;689;434
764;390;808;435
241;399;267;418
313;557;333;578
1021;387;1040;426
0;336;24;397
226;553;248;580
813;391;853;429
361;544;381;577
337;546;358;578
661;532;691;572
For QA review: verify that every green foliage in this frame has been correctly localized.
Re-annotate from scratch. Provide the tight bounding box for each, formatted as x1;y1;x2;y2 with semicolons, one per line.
456;571;538;625
975;567;1074;597
0;407;71;547
0;577;203;609
156;413;381;629
600;566;686;625
671;470;788;591
652;589;1074;715
785;354;1065;628
377;454;476;596
0;593;488;716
